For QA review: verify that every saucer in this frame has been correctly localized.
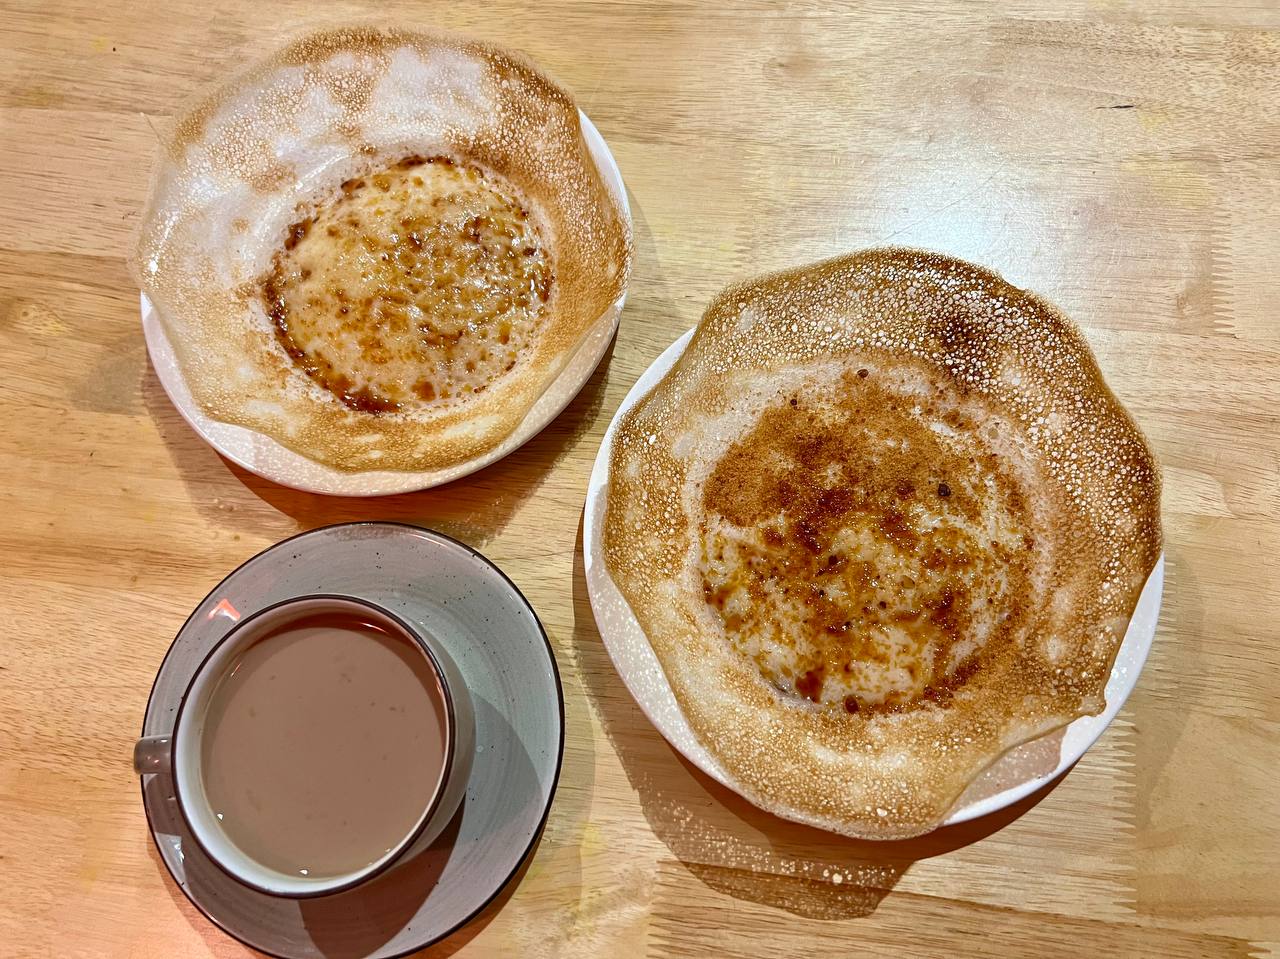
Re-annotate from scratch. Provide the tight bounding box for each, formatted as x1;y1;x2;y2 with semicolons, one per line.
140;523;564;958
142;110;629;496
583;329;1164;830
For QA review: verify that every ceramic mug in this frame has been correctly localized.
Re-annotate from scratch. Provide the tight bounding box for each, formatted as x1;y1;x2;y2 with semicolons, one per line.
133;594;474;897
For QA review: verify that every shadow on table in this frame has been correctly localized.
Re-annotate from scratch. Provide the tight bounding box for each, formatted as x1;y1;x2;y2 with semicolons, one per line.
569;518;1071;920
140;330;616;549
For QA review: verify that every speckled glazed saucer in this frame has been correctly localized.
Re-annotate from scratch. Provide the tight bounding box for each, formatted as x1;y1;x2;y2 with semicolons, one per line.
584;329;1164;831
139;523;563;958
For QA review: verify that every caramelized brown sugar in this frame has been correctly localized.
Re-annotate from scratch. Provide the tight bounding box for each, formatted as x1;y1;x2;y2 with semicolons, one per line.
262;156;552;414
700;369;1035;712
603;248;1162;838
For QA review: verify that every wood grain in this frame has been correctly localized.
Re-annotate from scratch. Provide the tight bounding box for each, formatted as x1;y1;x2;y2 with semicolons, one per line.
1;1;1278;956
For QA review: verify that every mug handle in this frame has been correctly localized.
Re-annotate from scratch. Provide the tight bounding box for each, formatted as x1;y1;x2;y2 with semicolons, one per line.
133;735;172;775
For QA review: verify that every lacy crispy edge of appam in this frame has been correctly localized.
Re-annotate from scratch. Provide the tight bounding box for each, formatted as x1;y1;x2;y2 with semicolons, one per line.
134;26;630;473
603;248;1161;839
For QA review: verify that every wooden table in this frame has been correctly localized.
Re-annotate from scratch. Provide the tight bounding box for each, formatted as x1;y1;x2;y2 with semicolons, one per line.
2;1;1278;956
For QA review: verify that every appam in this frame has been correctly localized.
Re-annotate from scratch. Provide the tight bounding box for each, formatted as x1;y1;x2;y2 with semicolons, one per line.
135;27;630;477
601;249;1162;839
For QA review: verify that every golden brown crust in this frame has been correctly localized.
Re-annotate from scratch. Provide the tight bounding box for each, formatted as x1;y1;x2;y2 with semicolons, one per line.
603;249;1161;838
134;26;630;472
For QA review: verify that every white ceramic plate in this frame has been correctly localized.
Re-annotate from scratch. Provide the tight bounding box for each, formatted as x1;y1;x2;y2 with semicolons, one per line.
584;328;1164;830
143;111;629;496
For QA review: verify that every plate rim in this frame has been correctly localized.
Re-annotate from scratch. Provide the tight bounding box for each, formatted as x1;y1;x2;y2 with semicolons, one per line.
142;108;629;496
582;327;1164;833
140;521;566;958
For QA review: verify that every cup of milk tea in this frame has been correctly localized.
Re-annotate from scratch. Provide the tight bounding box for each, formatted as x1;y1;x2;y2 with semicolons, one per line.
134;594;473;897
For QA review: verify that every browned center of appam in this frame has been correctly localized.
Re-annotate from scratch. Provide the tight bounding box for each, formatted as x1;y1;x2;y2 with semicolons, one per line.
699;367;1037;712
262;155;553;414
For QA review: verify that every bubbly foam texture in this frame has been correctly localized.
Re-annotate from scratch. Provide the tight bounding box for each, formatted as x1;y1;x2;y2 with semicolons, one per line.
603;248;1161;839
263;155;552;413
135;27;629;472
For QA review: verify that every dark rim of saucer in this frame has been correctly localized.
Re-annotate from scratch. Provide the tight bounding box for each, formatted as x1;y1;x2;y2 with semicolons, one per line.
167;592;460;899
139;521;566;958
